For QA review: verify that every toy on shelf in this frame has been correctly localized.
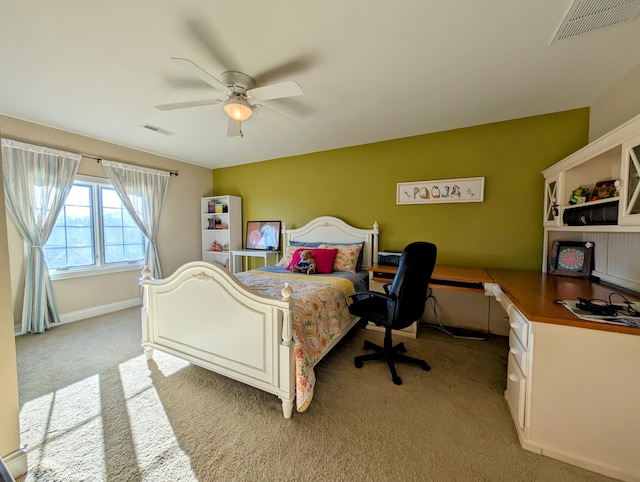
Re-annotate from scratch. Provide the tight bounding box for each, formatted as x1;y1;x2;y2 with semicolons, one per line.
569;186;589;205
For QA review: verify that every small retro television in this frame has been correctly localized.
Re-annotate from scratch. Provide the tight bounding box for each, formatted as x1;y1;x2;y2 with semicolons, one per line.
245;221;281;251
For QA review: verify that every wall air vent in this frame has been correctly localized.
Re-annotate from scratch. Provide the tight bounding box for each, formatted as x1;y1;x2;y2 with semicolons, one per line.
142;124;174;136
551;0;640;43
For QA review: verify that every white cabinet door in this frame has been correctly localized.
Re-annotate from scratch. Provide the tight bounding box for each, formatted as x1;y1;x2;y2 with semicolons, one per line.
619;136;640;225
543;174;561;227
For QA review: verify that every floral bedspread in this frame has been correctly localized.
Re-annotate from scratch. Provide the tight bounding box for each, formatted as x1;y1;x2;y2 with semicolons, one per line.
235;270;355;412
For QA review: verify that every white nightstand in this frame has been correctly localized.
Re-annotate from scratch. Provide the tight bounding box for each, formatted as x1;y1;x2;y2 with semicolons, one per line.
231;250;280;274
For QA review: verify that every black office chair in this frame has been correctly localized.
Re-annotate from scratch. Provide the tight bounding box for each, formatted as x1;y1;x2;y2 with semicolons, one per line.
349;241;437;385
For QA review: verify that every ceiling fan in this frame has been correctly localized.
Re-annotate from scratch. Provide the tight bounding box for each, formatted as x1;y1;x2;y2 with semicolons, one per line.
156;57;304;137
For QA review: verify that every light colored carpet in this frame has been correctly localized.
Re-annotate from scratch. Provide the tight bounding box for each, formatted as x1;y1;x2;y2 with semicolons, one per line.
14;307;614;481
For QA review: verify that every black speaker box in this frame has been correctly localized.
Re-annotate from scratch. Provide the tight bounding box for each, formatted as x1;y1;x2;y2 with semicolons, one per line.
562;201;618;226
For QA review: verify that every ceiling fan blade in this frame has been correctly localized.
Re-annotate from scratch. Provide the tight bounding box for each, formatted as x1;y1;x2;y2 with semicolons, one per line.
227;118;242;138
247;81;303;101
155;99;223;111
253;55;316;86
185;19;238;73
253;102;302;126
170;57;231;95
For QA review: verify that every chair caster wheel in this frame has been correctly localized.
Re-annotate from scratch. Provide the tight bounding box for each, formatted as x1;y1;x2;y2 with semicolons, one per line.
355;359;363;368
397;342;407;353
421;362;431;371
392;376;402;385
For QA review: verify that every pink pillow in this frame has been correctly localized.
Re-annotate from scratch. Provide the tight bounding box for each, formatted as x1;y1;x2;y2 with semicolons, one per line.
287;248;338;274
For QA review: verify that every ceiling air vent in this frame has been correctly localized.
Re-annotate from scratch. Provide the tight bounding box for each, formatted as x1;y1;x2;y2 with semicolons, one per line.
142;124;174;136
551;0;640;43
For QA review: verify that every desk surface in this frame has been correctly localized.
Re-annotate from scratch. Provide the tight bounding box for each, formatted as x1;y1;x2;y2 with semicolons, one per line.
488;269;640;336
370;264;640;336
370;264;492;283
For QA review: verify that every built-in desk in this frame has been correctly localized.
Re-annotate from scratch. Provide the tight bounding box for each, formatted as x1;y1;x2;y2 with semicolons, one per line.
488;269;640;336
367;264;497;337
369;264;640;478
370;264;493;292
488;269;640;481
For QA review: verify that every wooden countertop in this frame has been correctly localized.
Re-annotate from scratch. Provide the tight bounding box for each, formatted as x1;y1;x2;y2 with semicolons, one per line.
487;269;640;336
369;264;492;293
370;264;492;283
370;263;640;335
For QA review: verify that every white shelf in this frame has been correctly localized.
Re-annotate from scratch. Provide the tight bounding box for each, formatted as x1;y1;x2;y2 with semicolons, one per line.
562;197;619;211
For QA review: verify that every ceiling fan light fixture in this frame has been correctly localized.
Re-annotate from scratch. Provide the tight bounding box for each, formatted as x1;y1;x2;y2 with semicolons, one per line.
224;97;253;122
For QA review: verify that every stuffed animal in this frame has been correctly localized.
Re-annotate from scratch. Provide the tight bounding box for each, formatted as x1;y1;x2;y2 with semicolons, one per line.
291;250;316;275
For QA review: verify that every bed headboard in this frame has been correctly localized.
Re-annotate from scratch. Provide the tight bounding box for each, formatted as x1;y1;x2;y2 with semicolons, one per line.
282;216;379;270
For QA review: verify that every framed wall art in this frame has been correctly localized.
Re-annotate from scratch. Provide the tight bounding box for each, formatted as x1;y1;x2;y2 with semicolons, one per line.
396;177;484;205
548;240;594;278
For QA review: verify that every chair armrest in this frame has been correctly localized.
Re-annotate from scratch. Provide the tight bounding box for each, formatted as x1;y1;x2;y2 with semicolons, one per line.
349;290;395;302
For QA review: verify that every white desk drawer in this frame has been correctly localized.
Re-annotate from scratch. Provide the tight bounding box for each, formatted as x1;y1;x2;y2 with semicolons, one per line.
492;284;514;316
509;308;529;348
506;352;527;430
509;329;528;374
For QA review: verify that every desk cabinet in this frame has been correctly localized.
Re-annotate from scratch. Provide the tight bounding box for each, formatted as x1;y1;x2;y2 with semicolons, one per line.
492;280;640;481
505;309;532;433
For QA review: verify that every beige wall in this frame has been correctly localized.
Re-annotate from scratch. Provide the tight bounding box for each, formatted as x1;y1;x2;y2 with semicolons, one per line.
589;62;640;141
1;115;213;327
0;134;20;465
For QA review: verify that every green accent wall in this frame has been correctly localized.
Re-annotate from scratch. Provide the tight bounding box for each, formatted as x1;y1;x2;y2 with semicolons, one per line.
213;108;589;271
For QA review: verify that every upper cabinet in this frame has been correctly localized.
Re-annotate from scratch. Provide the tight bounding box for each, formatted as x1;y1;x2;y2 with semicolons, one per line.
542;114;640;231
542;115;640;291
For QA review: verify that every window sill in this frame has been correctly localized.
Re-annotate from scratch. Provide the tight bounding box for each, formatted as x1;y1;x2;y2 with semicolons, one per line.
50;263;144;281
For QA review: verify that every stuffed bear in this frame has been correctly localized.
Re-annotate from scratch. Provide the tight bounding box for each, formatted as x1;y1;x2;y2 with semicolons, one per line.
291;249;316;274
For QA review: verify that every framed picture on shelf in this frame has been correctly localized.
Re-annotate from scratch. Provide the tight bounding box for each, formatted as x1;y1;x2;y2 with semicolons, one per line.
590;179;620;201
548;240;594;278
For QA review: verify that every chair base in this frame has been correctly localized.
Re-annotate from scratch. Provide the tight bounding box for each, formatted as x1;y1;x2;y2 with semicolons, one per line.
354;333;430;385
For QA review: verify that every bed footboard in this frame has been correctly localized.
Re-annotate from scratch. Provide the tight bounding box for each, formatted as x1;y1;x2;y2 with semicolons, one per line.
140;262;295;418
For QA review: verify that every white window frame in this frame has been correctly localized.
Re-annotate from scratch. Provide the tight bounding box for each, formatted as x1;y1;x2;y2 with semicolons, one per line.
48;175;145;280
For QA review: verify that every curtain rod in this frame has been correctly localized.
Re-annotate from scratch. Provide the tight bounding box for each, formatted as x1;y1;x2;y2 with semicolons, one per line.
82;154;179;176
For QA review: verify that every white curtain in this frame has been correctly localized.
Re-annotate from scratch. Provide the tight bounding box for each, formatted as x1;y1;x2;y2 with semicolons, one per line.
102;160;169;279
1;139;80;333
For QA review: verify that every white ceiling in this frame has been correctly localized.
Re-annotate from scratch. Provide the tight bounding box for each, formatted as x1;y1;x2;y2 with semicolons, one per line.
2;1;640;169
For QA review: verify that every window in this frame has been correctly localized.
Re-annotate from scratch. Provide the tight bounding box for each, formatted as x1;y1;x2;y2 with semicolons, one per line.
45;177;145;276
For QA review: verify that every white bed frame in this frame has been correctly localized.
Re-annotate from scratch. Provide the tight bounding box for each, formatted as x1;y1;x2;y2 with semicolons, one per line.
140;216;379;418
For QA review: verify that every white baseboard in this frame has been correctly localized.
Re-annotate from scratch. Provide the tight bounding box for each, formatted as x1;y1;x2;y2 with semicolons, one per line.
58;298;142;324
3;446;27;480
15;298;142;335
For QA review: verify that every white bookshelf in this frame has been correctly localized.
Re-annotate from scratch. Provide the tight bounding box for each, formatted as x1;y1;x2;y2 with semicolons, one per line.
201;195;242;269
